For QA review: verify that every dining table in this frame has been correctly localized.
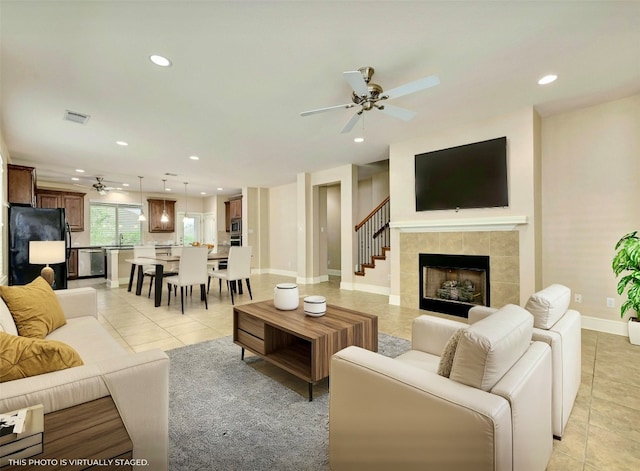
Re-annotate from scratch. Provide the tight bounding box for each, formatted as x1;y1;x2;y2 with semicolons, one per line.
125;253;229;307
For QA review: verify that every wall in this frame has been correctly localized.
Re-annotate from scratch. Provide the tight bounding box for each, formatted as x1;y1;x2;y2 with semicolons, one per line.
541;94;640;330
268;182;297;276
357;171;390;222
389;107;541;307
326;184;341;274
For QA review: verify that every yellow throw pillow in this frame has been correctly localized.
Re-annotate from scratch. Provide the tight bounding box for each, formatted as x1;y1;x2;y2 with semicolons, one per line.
0;276;67;338
0;332;83;383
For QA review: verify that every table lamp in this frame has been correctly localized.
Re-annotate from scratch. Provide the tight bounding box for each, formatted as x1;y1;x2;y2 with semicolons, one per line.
29;240;66;286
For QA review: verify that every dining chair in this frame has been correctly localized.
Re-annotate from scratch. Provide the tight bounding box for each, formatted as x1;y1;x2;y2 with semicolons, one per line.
208;246;252;305
133;246;179;298
165;246;209;314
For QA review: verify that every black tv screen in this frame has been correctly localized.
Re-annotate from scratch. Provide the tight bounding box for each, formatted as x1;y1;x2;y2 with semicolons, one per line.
415;136;508;211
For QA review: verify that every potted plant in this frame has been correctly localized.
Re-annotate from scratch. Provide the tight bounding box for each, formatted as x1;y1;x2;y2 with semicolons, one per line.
612;231;640;345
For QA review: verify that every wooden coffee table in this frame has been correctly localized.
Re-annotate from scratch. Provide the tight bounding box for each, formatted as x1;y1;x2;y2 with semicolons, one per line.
233;300;378;400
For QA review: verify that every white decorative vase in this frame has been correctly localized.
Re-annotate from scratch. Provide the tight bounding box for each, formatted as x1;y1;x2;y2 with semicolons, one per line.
303;296;327;317
628;318;640;346
274;283;299;310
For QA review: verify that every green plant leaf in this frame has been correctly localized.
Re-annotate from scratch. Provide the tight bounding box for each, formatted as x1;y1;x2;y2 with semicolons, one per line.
621;299;634;318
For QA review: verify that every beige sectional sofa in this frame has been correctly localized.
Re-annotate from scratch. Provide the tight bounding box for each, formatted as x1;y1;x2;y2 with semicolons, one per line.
0;287;170;471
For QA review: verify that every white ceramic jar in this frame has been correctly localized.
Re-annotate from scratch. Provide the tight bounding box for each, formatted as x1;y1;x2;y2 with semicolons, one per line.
273;283;299;310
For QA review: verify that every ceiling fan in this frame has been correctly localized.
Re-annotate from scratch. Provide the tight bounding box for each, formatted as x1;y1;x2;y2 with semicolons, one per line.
300;66;440;134
91;177;115;195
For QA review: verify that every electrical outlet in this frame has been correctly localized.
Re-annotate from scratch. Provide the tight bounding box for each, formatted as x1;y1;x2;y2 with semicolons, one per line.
574;294;582;303
606;297;616;308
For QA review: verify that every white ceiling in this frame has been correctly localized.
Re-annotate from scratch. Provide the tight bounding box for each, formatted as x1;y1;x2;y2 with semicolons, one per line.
1;1;639;197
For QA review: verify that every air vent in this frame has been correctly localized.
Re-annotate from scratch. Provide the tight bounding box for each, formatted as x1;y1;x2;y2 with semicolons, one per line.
63;110;90;125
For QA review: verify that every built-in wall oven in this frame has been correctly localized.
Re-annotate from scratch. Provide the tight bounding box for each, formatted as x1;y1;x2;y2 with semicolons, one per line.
230;219;241;233
230;234;242;246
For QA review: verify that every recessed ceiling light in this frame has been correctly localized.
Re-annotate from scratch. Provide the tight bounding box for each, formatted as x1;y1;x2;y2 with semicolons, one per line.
71;177;79;181
189;155;199;161
75;169;85;173
217;188;223;191
149;54;172;67
116;187;123;191
201;192;207;195
166;188;171;192
354;137;364;143
538;74;558;85
122;183;129;187
116;141;128;146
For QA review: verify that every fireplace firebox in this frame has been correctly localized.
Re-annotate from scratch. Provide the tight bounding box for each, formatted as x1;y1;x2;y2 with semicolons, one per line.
419;253;490;318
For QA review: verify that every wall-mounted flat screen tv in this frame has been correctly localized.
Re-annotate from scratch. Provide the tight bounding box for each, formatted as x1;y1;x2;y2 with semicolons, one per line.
415;136;508;212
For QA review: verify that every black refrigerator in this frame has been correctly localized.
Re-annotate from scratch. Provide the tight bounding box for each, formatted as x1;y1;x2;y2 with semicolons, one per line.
8;205;71;290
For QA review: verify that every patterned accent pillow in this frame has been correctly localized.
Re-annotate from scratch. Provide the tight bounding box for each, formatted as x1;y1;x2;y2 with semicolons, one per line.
0;332;83;382
437;328;466;378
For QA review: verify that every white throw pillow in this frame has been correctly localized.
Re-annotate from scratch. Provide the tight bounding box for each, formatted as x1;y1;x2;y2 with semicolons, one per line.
449;304;533;391
0;301;18;336
525;284;571;329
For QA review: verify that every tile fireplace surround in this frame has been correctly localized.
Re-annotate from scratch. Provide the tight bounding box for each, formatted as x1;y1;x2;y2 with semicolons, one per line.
399;231;520;311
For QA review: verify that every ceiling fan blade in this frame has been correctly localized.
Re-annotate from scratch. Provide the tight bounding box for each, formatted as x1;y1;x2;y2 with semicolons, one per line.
340;112;362;134
343;70;369;96
300;103;354;117
383;74;440;100
379;104;417;121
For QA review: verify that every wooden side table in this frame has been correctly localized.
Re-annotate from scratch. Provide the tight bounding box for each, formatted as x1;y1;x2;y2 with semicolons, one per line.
3;397;133;471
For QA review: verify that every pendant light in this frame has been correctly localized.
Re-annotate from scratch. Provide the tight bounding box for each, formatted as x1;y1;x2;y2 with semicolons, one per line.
160;179;169;223
137;176;147;221
183;182;189;221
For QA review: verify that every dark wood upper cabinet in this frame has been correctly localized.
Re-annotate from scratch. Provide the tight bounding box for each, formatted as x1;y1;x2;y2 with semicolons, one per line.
225;196;242;232
147;199;176;233
8;164;37;206
36;189;86;232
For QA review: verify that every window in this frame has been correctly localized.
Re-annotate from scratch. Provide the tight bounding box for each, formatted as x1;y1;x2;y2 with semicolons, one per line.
90;202;142;246
177;212;202;246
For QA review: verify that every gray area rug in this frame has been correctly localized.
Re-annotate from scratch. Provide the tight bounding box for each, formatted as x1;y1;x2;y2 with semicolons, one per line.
168;333;410;471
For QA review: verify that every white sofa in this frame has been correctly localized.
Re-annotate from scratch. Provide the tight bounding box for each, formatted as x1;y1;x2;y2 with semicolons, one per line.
470;284;581;439
329;305;553;471
0;287;170;471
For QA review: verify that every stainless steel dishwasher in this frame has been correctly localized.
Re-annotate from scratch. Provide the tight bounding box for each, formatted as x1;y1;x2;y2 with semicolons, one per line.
78;248;105;277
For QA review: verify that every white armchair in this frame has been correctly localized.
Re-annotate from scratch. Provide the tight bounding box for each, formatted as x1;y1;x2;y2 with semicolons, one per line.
470;284;581;439
329;305;553;471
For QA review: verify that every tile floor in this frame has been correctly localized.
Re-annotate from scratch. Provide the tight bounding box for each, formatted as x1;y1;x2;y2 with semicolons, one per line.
71;274;640;470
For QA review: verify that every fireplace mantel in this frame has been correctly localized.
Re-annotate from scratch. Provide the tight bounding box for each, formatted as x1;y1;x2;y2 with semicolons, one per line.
390;215;527;233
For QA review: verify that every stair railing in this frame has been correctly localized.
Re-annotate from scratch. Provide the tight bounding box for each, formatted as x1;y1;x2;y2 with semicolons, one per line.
355;196;390;274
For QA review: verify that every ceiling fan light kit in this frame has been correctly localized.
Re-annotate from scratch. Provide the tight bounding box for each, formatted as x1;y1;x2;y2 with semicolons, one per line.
300;66;440;133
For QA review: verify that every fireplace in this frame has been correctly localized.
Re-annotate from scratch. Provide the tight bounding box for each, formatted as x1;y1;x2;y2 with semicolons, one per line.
419;253;490;318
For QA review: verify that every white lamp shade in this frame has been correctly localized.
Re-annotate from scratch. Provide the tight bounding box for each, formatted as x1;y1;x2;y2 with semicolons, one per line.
29;240;66;265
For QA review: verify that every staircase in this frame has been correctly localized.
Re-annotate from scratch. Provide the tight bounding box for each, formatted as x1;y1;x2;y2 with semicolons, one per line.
355;196;390;276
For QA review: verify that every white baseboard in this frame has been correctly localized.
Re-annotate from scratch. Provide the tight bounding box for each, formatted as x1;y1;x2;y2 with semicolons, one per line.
264;268;297;278
327;269;341;276
352;282;390;296
388;295;401;306
581;315;628;337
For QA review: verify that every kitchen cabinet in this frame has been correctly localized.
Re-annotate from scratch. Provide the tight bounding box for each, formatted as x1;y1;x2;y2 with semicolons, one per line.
67;248;78;280
230;196;242;219
225;196;242;232
8;164;37;206
36;189;86;231
147;199;176;233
